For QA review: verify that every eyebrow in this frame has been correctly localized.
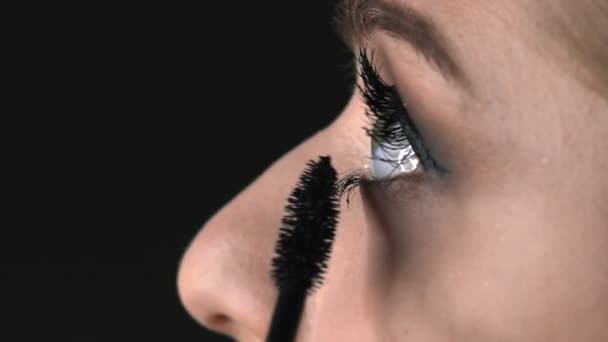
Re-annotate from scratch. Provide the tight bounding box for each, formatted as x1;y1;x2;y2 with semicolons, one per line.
334;0;463;81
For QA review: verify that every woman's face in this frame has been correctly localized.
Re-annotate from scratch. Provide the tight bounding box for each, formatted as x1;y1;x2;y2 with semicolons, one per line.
178;0;608;341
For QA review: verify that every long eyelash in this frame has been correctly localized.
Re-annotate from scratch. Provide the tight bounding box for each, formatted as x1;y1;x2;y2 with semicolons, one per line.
337;170;365;207
337;47;442;205
357;48;408;154
356;46;439;171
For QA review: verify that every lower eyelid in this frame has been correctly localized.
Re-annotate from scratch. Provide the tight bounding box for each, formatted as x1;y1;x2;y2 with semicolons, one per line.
360;170;430;205
337;154;428;206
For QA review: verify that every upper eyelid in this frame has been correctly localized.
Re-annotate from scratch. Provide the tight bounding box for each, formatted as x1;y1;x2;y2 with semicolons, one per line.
356;46;447;176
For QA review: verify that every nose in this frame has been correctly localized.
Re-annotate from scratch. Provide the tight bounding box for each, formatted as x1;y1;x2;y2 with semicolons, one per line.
177;174;283;339
177;95;365;340
177;127;337;340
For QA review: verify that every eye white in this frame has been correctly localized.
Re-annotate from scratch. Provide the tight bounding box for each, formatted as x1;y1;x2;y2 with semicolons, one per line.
371;138;419;179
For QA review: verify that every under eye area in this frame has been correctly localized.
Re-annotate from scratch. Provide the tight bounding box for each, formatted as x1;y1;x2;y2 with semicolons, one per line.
356;47;438;180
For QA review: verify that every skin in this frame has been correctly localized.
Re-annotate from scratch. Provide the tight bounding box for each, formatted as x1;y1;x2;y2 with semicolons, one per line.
177;1;608;341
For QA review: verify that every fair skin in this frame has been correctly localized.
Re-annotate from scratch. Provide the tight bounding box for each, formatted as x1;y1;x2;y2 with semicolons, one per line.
178;0;608;341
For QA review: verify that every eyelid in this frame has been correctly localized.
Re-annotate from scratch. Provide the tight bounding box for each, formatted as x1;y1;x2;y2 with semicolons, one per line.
337;163;428;206
357;46;444;175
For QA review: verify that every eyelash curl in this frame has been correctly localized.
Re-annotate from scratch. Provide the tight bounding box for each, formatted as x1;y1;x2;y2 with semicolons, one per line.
337;46;442;205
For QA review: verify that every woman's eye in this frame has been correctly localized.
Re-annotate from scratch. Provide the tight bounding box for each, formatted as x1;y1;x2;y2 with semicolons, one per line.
370;122;420;179
357;46;439;180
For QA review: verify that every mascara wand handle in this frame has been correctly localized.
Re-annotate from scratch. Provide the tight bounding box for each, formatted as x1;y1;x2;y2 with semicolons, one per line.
266;282;307;342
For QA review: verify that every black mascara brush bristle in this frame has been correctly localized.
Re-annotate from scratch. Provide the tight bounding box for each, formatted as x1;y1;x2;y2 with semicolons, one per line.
271;156;340;294
266;156;340;342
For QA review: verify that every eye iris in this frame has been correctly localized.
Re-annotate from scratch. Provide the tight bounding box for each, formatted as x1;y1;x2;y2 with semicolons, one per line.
371;123;420;179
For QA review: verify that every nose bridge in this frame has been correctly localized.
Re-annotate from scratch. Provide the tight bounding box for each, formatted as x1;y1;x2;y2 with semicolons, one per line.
177;126;340;339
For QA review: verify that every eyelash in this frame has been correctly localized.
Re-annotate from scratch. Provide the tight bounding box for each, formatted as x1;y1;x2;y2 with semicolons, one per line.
338;47;440;204
358;46;438;170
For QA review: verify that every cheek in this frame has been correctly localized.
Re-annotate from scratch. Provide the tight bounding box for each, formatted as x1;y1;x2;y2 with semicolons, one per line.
362;177;608;340
424;203;608;341
437;157;608;339
305;198;381;340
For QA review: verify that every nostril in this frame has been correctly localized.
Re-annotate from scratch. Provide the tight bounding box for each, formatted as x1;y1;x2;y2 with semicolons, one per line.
208;313;230;328
203;313;242;339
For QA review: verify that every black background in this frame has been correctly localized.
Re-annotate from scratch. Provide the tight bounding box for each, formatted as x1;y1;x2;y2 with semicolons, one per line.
6;1;353;341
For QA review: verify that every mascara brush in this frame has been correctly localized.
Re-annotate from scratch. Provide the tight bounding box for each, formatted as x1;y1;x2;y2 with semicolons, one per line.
266;156;340;342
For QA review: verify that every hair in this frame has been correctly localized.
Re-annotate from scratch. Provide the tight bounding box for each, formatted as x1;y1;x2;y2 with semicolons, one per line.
533;0;608;95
